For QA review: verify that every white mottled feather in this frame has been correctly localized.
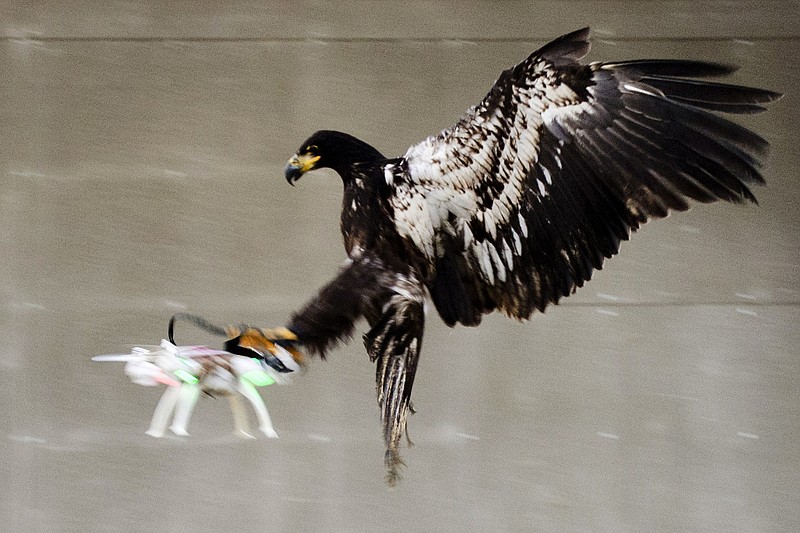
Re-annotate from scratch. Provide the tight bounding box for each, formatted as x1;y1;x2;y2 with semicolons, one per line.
383;26;774;297
387;49;583;286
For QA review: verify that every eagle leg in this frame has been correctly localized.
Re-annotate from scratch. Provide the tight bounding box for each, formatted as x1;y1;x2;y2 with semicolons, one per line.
363;286;425;487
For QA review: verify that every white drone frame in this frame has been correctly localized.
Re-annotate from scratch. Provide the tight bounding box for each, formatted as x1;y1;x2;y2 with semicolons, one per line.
93;339;298;439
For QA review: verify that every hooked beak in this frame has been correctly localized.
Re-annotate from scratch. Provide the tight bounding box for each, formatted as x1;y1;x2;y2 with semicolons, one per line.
285;153;320;185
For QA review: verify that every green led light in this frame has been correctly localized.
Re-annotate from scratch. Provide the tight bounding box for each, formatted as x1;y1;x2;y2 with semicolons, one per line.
174;369;199;384
242;370;275;387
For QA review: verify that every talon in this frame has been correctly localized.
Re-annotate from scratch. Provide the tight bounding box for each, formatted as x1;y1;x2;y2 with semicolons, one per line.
224;325;243;339
384;448;406;487
224;326;306;371
260;327;298;342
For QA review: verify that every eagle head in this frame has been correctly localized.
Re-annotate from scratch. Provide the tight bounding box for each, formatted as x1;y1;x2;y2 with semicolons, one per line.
285;130;386;185
285;134;323;185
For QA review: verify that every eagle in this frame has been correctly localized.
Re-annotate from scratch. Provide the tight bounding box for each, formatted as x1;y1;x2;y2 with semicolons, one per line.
238;28;780;484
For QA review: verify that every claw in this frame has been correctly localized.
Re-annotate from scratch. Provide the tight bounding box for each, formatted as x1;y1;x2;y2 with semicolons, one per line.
384;448;406;487
224;326;306;370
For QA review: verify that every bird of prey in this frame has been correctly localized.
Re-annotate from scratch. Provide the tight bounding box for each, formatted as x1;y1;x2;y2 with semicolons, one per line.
242;27;781;484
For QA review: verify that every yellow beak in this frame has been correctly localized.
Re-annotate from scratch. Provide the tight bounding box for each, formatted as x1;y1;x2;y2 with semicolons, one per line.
285;153;320;184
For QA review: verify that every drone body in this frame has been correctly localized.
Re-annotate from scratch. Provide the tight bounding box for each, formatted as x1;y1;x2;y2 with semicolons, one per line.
93;339;294;438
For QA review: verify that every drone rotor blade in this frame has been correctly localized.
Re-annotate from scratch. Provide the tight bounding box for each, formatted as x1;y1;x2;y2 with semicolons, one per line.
175;346;235;358
92;354;143;362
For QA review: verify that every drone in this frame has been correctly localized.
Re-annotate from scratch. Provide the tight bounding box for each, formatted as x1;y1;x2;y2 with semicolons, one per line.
93;314;301;439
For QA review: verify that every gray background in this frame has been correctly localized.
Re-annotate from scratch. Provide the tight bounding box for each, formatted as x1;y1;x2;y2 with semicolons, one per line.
2;1;798;531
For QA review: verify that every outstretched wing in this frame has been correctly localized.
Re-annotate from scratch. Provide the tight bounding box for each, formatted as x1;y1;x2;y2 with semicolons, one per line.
389;27;781;326
362;275;425;487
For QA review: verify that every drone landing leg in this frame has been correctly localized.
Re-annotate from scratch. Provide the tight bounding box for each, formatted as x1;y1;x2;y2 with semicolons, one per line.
228;394;256;438
238;379;278;438
169;383;200;436
146;385;180;438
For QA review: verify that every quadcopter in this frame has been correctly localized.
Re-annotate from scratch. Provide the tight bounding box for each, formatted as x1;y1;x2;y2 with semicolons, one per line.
93;314;302;439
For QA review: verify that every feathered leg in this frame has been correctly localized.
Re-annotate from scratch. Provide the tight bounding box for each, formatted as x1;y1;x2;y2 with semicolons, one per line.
288;255;394;358
233;253;427;483
363;280;425;487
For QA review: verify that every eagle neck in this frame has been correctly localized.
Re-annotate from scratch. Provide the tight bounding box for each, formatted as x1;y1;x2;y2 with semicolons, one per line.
327;135;385;185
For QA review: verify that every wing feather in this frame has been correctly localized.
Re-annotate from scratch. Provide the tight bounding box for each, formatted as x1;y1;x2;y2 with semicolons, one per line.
390;28;781;324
